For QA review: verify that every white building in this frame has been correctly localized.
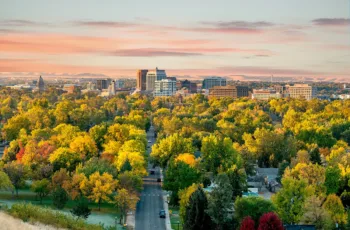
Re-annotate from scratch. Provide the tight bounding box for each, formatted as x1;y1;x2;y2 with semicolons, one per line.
146;68;167;91
154;79;176;96
288;84;317;100
252;89;283;100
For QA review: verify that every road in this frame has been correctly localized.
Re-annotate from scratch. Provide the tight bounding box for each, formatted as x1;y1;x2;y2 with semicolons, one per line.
135;125;166;230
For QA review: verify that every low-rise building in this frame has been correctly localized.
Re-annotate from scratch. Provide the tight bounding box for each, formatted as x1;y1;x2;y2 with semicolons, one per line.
252;89;283;100
154;79;177;96
288;84;317;100
209;85;249;98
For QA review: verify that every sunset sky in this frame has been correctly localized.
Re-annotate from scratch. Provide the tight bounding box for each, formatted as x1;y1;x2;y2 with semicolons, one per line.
0;0;349;80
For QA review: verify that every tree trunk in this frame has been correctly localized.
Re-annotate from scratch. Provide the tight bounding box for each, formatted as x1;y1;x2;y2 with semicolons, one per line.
16;188;18;197
98;199;101;211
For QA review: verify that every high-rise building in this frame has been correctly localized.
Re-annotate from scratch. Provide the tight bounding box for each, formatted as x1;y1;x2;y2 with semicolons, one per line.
137;70;148;90
202;77;226;90
146;68;167;91
154;79;177;96
177;80;197;93
288;84;317;100
96;79;111;90
115;79;125;89
37;76;45;92
209;85;249;98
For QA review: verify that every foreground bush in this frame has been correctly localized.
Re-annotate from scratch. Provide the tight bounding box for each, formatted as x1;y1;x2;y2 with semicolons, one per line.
8;203;103;230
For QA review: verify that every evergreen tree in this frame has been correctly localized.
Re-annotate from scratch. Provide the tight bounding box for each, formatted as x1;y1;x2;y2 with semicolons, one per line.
184;187;212;230
52;186;69;209
206;173;233;230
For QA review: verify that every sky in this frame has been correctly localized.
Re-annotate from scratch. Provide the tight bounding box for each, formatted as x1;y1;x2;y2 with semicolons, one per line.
0;0;349;80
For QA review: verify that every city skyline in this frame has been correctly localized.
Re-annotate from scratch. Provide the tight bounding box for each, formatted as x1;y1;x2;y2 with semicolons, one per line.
0;0;350;81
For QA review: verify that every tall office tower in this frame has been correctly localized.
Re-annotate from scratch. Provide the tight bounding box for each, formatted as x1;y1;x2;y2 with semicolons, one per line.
202;77;227;90
154;79;177;96
96;79;111;90
137;70;148;90
37;76;45;92
288;84;317;100
146;68;167;91
209;85;249;98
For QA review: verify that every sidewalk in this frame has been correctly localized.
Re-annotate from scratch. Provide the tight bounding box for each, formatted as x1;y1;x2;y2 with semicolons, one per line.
126;212;135;230
160;169;172;230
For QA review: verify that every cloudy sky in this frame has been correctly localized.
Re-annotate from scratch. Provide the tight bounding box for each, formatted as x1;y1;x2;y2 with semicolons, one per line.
0;0;349;79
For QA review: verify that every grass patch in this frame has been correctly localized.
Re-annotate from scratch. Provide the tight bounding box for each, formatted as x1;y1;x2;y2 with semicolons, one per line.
0;189;116;214
7;203;106;230
169;206;182;230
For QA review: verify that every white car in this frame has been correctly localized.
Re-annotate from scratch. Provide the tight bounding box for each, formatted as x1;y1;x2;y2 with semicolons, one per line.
148;140;151;143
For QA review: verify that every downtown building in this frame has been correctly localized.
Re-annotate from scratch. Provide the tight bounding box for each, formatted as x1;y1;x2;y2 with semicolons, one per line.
252;89;283;100
209;85;249;98
177;80;197;93
202;77;226;90
96;79;111;90
136;70;148;91
154;79;177;97
146;68;167;91
288;84;317;100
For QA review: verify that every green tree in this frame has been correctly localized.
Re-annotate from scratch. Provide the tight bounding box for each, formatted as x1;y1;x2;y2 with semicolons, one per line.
89;123;107;151
3;162;28;196
31;179;51;204
200;135;239;173
0;171;14;191
322;194;347;225
52;186;69;209
118;171;143;193
183;186;212;230
206;173;233;230
234;196;275;225
324;166;341;195
163;161;201;205
227;165;247;200
272;177;313;224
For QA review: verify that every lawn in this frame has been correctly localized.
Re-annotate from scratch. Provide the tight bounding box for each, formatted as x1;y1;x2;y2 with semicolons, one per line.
0;189;122;228
169;206;182;230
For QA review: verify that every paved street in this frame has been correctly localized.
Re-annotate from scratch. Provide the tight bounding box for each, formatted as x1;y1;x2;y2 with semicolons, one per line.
135;125;166;230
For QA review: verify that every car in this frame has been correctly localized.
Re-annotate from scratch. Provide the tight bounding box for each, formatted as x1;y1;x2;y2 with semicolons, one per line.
159;210;166;218
157;178;162;182
150;170;155;175
148;140;151;143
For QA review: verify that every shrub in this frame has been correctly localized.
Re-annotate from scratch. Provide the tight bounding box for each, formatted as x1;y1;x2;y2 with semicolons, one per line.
8;203;102;230
71;198;91;219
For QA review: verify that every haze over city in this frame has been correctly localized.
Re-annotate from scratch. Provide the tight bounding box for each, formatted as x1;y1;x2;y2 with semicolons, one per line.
0;0;349;81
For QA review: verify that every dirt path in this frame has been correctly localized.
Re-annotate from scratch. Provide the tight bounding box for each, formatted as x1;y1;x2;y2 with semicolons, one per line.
0;212;64;230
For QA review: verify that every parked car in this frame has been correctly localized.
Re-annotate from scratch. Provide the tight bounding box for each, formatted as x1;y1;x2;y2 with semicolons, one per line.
159;210;166;218
157;178;162;182
150;170;155;175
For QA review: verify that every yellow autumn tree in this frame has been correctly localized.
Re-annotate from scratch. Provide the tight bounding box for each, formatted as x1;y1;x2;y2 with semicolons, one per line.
80;172;117;210
114;188;139;225
179;183;200;222
175;153;197;167
69;134;98;161
115;151;147;177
